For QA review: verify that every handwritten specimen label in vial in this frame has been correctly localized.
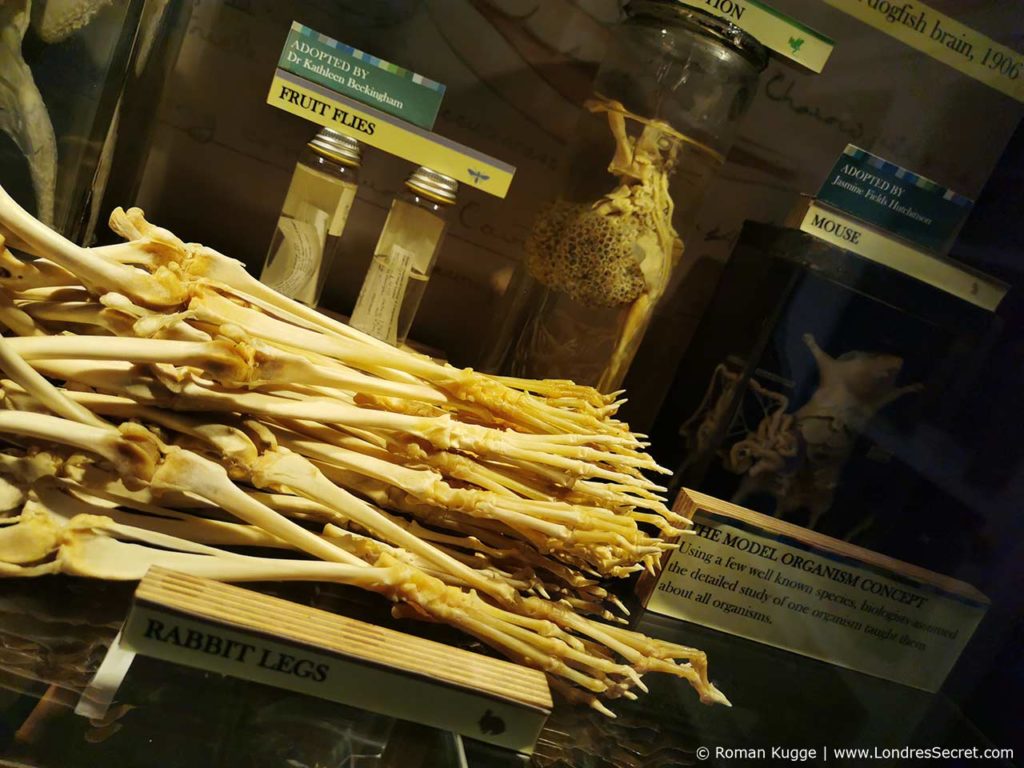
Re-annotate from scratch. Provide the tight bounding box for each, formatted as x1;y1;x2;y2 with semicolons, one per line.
265;206;329;304
350;244;416;345
261;137;360;307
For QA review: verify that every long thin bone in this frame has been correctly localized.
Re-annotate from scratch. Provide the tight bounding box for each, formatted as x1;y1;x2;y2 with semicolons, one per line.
0;339;107;428
1;496;648;704
0;289;44;336
3;334;445;402
0;187;187;307
186;287;627;437
0;1;57;224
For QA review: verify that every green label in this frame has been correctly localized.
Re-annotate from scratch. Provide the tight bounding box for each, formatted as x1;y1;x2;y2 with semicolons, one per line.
818;145;973;253
279;22;445;129
674;0;834;72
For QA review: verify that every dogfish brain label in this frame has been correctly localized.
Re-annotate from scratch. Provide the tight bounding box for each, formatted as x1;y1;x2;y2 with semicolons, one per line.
823;0;1024;102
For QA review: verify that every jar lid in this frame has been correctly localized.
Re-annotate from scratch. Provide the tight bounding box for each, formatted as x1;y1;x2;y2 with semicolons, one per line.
406;167;458;204
308;128;362;166
624;1;768;71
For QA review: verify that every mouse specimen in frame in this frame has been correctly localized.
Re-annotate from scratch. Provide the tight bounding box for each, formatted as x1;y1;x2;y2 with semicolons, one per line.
681;335;922;528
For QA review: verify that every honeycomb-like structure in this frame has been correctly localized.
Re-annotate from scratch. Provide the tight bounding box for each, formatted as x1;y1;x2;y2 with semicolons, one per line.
525;200;646;308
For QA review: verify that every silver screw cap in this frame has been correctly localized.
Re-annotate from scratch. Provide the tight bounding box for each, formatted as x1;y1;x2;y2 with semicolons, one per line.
309;128;362;166
406;167;458;204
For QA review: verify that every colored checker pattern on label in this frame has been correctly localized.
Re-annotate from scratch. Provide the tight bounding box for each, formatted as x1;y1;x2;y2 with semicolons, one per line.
296;23;444;92
842;146;972;208
817;144;973;253
281;22;445;129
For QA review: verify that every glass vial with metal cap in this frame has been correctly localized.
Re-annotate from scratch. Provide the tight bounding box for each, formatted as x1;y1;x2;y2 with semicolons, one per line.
350;167;458;346
260;128;362;306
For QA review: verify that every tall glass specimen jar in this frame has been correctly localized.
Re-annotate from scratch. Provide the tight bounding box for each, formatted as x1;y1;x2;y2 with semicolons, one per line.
260;129;361;306
509;1;767;391
350;167;457;346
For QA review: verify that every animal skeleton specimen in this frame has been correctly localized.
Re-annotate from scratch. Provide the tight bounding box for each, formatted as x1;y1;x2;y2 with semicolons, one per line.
31;0;116;44
524;96;688;392
733;334;921;526
0;182;727;713
677;362;794;478
0;0;57;224
685;336;922;528
1;0;121;226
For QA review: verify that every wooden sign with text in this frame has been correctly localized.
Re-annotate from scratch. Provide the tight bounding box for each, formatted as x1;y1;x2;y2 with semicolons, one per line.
637;491;989;692
122;568;551;753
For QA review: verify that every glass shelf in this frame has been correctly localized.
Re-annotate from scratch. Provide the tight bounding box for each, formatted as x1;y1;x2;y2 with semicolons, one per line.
0;579;1007;768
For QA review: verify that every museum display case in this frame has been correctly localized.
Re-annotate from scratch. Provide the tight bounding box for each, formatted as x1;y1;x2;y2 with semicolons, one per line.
0;0;190;242
653;221;1003;542
0;1;1021;766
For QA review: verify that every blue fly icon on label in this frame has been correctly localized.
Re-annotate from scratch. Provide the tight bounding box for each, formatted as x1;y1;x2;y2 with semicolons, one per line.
468;168;490;185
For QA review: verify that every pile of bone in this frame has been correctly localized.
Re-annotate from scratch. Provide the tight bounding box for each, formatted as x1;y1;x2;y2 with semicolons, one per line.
0;184;727;713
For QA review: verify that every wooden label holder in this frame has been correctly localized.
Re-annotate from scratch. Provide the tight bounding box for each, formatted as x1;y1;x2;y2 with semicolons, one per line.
121;568;552;753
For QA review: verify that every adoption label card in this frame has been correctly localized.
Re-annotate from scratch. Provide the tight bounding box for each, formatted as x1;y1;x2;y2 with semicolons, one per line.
269;23;516;198
638;490;989;692
279;22;445;130
817;144;973;253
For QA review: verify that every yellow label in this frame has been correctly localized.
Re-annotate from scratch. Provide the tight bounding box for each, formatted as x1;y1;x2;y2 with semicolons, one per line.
799;202;1007;311
824;0;1024;102
647;511;988;692
268;70;515;198
675;0;834;73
